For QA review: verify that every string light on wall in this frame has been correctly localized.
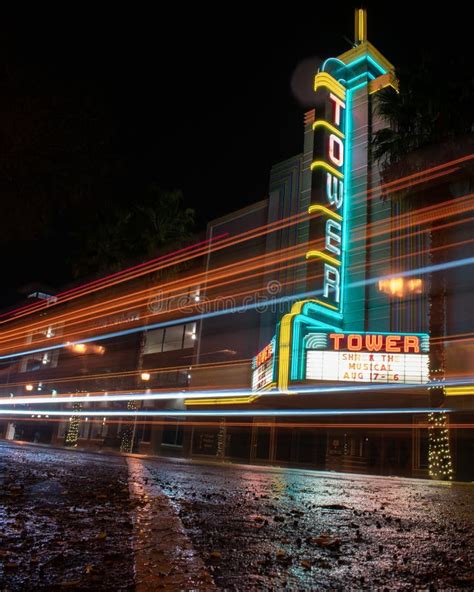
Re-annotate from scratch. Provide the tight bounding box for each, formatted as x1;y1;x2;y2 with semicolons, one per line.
428;411;453;480
64;402;82;447
120;400;138;453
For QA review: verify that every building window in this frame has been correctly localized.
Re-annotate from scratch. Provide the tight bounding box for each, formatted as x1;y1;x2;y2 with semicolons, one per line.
183;324;197;348
144;328;164;354
144;323;196;354
163;325;185;352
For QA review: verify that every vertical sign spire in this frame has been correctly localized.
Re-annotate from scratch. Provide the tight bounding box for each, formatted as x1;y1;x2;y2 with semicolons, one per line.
354;8;367;44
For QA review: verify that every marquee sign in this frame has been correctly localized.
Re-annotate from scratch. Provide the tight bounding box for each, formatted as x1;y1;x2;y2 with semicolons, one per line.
305;332;429;385
307;73;347;316
252;338;275;391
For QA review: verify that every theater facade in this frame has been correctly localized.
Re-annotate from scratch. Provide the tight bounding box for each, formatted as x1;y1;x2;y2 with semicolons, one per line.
187;9;455;478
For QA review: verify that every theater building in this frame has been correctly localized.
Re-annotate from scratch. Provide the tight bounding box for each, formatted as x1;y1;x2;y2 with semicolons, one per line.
186;9;473;480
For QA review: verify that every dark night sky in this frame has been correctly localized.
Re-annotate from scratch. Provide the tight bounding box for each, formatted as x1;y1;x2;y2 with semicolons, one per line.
0;4;471;306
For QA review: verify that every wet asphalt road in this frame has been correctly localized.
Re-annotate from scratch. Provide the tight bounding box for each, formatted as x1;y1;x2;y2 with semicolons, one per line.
147;460;474;590
1;442;473;590
0;443;134;591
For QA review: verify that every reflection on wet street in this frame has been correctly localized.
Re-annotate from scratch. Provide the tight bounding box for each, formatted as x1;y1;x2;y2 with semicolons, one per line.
146;459;474;590
1;442;473;590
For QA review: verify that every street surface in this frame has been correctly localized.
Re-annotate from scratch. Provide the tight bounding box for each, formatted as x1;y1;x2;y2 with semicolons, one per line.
0;442;473;590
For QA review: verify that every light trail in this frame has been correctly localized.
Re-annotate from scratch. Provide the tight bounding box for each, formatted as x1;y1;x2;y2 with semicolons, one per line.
0;234;228;323
5;155;465;324
0;242;310;347
0;338;469;390
0;358;250;389
0;206;316;324
1;378;472;406
364;153;474;199
0;254;472;361
1;189;472;346
0;220;469;356
0;192;471;353
357;194;474;244
368;167;461;197
0;408;457;418
9;417;474;430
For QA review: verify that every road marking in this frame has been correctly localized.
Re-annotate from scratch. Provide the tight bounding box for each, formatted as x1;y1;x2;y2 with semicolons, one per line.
127;458;215;591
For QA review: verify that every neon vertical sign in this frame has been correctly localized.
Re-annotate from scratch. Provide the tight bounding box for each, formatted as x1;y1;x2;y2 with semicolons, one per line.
307;73;347;317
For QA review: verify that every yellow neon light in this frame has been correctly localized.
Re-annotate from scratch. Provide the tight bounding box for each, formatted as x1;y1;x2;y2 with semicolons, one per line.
314;72;346;100
369;73;399;95
278;313;293;393
445;387;474;396
313;299;339;311
355;8;367;44
312;120;345;138
185;395;259;406
276;298;332;391
308;204;342;221
310;161;343;179
305;250;341;267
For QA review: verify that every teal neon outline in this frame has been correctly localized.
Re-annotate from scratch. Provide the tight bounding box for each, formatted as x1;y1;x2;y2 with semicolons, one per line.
289;305;341;381
340;85;351;319
321;57;345;72
270;335;277;383
344;54;387;76
338;72;375;86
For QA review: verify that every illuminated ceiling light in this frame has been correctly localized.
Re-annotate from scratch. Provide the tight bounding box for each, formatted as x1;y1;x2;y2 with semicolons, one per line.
25;384;34;392
141;372;151;381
